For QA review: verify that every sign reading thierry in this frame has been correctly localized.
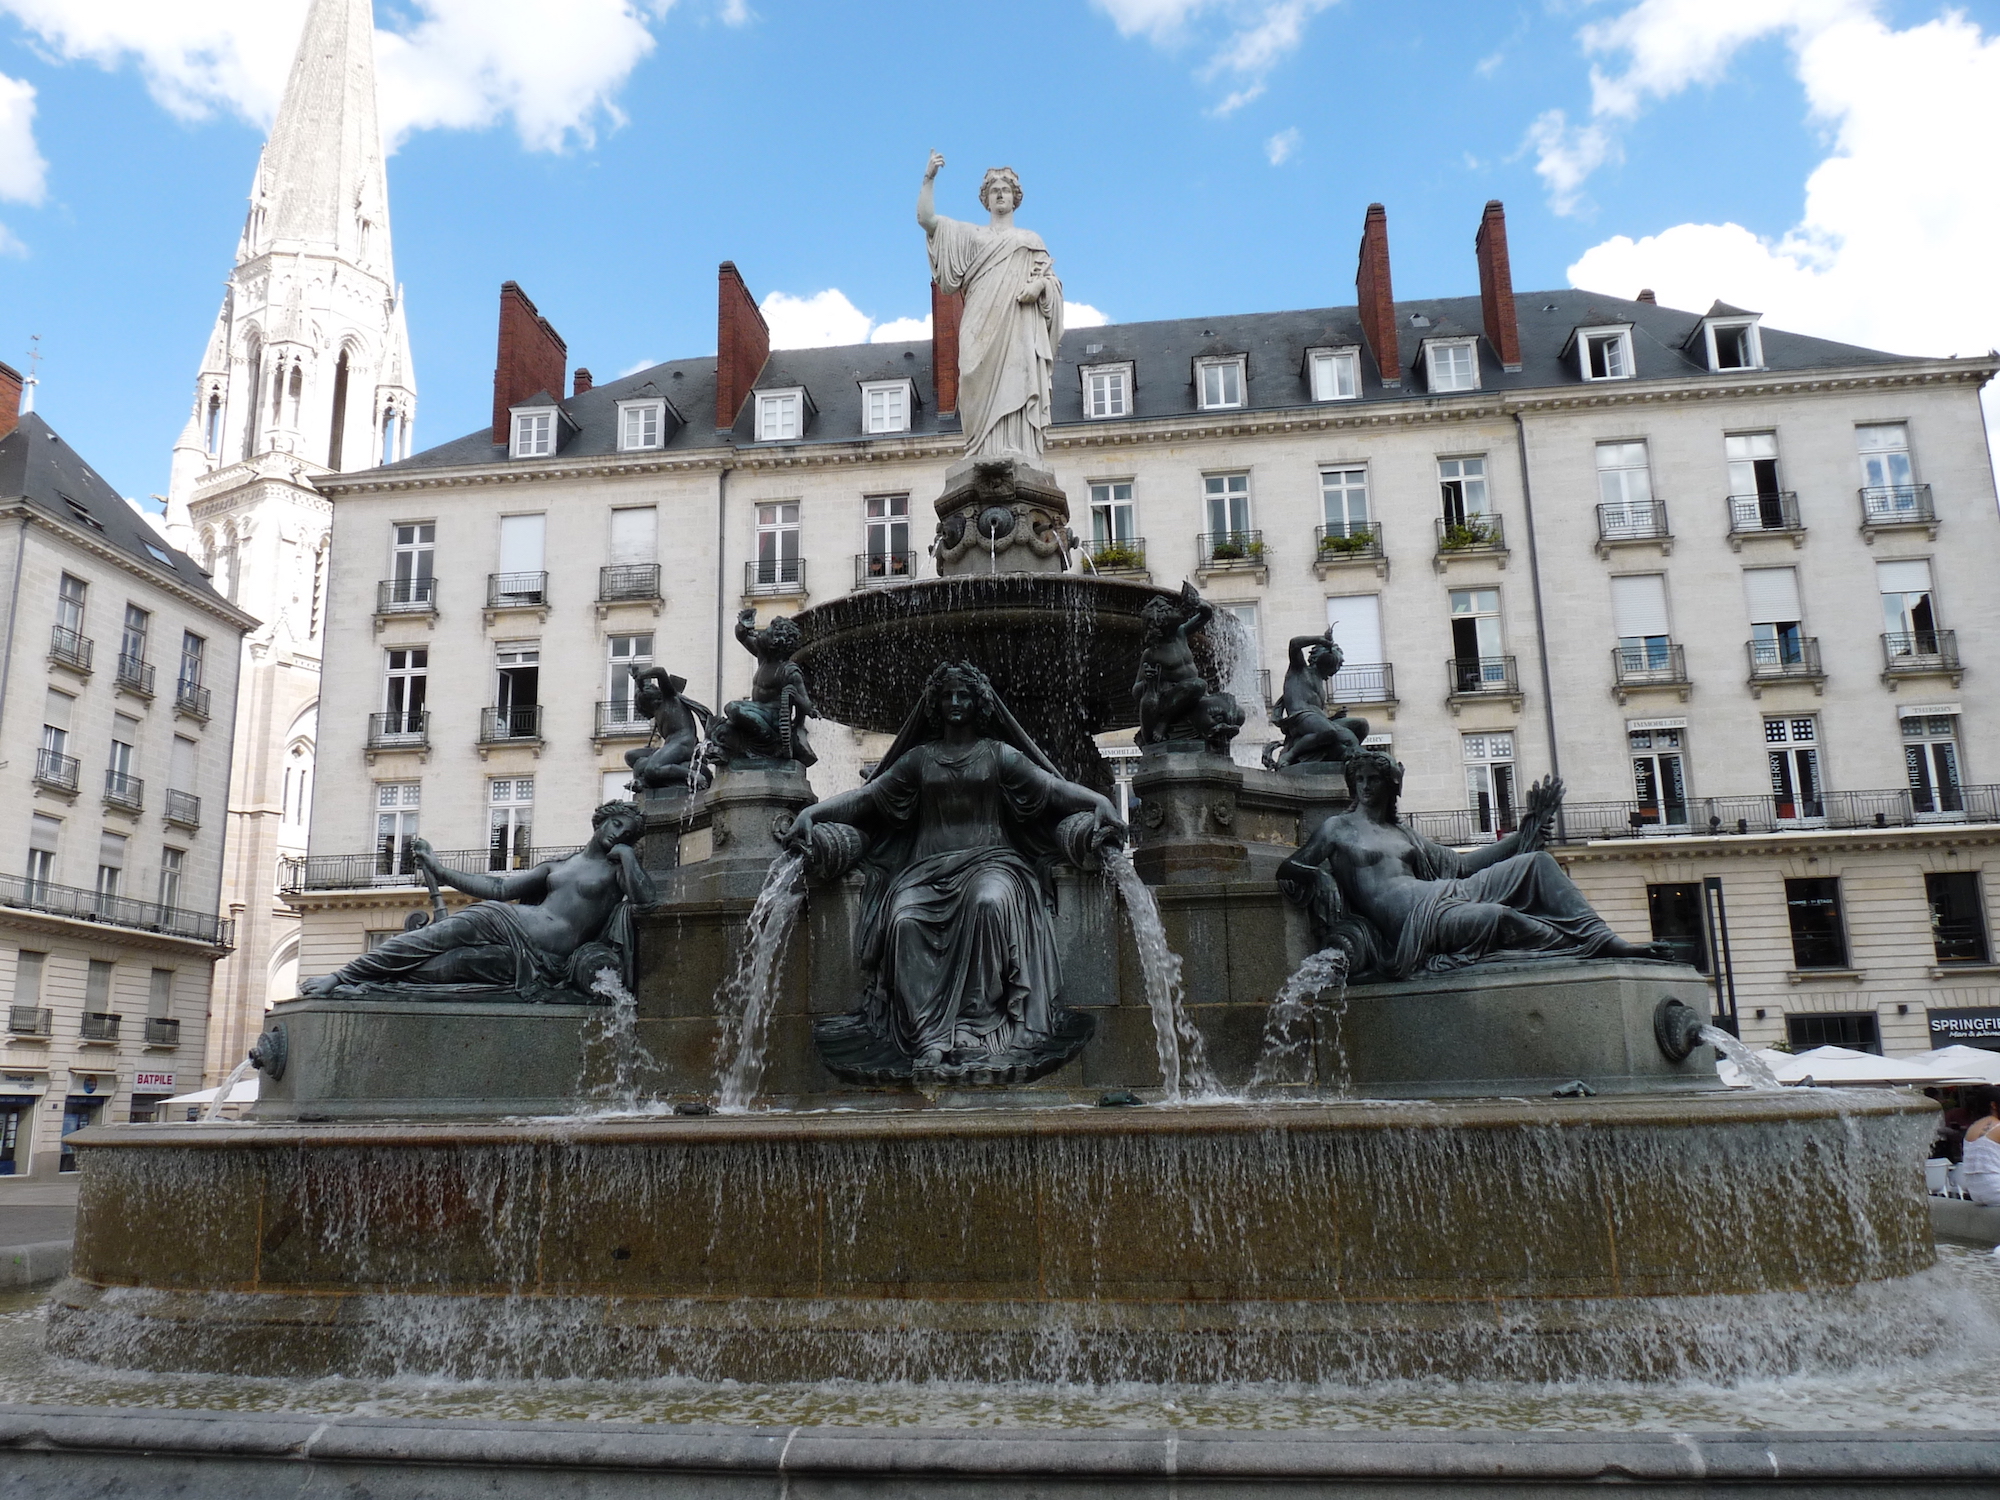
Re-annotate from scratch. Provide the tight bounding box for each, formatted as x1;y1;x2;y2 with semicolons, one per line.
1927;1008;2000;1048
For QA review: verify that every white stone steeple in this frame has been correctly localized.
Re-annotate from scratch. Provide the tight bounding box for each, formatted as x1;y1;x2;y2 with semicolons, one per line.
164;0;415;542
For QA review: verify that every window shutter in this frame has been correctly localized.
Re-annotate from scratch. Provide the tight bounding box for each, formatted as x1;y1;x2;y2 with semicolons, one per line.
1742;567;1803;624
30;815;59;853
170;736;197;792
1610;575;1669;637
609;508;657;565
498;513;546;574
1876;559;1932;594
1326;595;1383;664
98;831;126;870
43;689;71;730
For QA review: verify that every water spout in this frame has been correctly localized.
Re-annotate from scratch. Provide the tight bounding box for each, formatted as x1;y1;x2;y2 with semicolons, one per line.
1250;947;1349;1093
200;1055;256;1123
1102;846;1217;1101
714;850;808;1111
1702;1024;1785;1091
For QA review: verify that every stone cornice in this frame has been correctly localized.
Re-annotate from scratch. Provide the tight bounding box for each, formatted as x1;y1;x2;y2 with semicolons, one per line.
1555;820;2000;864
0;903;232;959
0;502;260;631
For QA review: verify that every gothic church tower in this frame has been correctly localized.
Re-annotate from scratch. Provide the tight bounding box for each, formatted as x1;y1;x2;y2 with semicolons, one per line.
165;0;417;1085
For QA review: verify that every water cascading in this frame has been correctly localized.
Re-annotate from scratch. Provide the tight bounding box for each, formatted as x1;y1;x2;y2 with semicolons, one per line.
1250;947;1350;1092
1701;1024;1785;1090
580;967;658;1114
1103;845;1217;1100
199;1054;256;1123
714;849;808;1110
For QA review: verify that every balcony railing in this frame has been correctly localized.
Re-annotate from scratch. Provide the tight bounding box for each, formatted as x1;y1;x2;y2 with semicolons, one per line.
1313;522;1383;563
1611;641;1688;688
103;768;145;812
115;653;156;696
1197;530;1265;569
855;551;918;588
480;705;543;744
1448;655;1519;697
367;710;429;750
281;845;585;892
1596;500;1669;544
598;564;662;604
595;700;651;739
144;1016;180;1046
6;1006;50;1037
174;678;211;720
49;625;92;672
1435;514;1506;556
164;789;201;829
1727;491;1802;535
378;576;439;613
1405;807;1518;846
1329;662;1396;705
1748;636;1823;683
487;571;548;609
1078;536;1148;573
33;748;80;795
744;559;807;597
0;872;232;944
80;1012;120;1042
1883;629;1959;673
1860;483;1935;527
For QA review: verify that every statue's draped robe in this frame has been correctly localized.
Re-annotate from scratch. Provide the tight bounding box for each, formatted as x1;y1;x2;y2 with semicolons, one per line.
926;215;1063;460
851;739;1067;1060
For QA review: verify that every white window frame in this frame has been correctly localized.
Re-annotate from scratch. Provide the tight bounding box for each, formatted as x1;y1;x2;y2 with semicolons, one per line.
1705;317;1763;372
1194;356;1247;411
754;387;810;443
1306;346;1360;402
616;398;668;452
859;380;914;435
1424;338;1480;393
1203;472;1252;538
1088;481;1136;542
488;777;535;871
1577;325;1635;381
1462;732;1518;838
1080;362;1134;420
509;408;556;459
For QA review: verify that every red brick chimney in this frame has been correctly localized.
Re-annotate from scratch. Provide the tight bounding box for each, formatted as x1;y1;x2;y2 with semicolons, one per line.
715;261;770;431
0;362;19;441
491;282;567;444
931;280;964;416
1474;200;1522;374
1355;203;1399;388
572;368;593;397
1636;288;1657;305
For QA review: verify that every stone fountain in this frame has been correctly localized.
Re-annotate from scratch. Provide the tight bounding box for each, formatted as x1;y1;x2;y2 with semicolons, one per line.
48;155;1938;1391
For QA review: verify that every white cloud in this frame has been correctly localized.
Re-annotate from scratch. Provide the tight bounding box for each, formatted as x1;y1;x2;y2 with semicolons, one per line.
1264;126;1299;165
0;72;48;205
718;0;752;22
1065;300;1111;329
618;356;659;377
0;222;26;258
1524;109;1619;217
761;289;874;350
1093;0;1339;114
870;314;933;344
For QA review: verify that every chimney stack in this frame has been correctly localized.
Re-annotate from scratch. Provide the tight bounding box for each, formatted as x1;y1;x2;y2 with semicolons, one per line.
0;362;19;441
715;261;770;432
572;368;593;397
1474;200;1522;373
1636;288;1657;305
1355;204;1399;388
491;282;567;444
931;280;964;416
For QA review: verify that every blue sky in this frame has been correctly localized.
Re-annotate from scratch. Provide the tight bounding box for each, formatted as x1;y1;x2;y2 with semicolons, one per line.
1;0;1996;505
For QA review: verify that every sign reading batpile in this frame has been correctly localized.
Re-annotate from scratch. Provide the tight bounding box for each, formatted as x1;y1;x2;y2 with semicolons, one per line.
1927;1008;2000;1048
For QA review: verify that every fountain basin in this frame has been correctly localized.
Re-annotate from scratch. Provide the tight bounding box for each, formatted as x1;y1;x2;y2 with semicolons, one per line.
53;1089;1936;1384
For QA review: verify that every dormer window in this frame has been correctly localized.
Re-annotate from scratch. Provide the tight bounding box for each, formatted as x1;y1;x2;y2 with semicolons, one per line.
1081;362;1133;419
511;408;555;458
1575;326;1635;381
1423;339;1480;393
617;398;669;451
1707;318;1763;371
755;387;812;443
1306;347;1359;402
1195;355;1246;410
860;379;915;435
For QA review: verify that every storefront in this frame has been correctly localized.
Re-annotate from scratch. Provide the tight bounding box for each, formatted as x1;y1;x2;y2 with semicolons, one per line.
1928;1007;2000;1054
0;1095;34;1175
59;1074;113;1174
129;1071;178;1124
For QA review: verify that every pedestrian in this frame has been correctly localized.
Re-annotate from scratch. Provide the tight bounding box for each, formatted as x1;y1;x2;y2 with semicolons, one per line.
1963;1086;2000;1207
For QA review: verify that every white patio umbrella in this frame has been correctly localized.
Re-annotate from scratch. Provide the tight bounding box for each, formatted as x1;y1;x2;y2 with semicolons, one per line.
163;1077;259;1106
1768;1045;1968;1086
1898;1045;2000;1085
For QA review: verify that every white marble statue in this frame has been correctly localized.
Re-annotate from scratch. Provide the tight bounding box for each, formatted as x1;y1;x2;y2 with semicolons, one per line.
918;152;1064;463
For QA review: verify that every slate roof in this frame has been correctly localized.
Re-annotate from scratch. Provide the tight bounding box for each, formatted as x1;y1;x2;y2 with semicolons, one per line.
0;412;227;605
376;288;1924;475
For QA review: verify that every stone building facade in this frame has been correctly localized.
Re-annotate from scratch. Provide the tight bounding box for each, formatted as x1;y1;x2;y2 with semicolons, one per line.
292;200;2000;1058
0;371;250;1178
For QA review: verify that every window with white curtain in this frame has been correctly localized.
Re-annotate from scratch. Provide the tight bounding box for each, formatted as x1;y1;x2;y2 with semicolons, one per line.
1744;566;1805;668
1610;574;1672;673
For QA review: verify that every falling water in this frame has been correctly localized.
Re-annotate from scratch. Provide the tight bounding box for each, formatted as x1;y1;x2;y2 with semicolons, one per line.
1250;947;1350;1093
1205;607;1275;767
714;850;808;1111
579;968;658;1114
199;1055;256;1123
1702;1024;1786;1090
1102;845;1217;1101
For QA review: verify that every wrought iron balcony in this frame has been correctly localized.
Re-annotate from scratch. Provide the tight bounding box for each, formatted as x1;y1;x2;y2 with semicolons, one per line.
48;625;92;672
1329;662;1396;705
33;748;79;795
598;564;662;604
103;768;145;812
1726;491;1802;536
1883;629;1959;674
1611;642;1688;689
164;789;201;829
0;871;232;945
855;551;918;588
1860;483;1935;528
1313;522;1383;563
1078;536;1148;574
1196;530;1265;569
595;700;651;739
7;1006;51;1037
480;704;543;744
280;845;583;892
377;576;439;613
144;1017;180;1046
1747;636;1823;684
1434;514;1506;556
114;653;156;696
174;678;211;720
1595;500;1669;544
367;710;429;750
80;1012;120;1042
1447;655;1519;698
486;571;548;609
743;559;807;597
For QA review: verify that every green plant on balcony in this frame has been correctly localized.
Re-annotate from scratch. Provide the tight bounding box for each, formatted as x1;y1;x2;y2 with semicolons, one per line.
1317;529;1374;557
1209;535;1264;563
1091;541;1143;570
1440;517;1498;552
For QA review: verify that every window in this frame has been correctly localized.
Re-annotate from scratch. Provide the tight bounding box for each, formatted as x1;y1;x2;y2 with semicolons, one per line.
382;648;428;732
496;513;547;605
60;1093;104;1172
1463;732;1517;835
1927;872;1989;963
1595;441;1654;530
1629;727;1689;826
1903;714;1964;815
391;522;435;604
1437;456;1487;528
1858;424;1917;510
179;632;206;688
609;507;657;569
205;392;222;455
1610;575;1672;673
756;390;803;442
120;604;150;668
376;783;421;876
511;409;555;458
1325;594;1386;702
108;715;139;799
1320;467;1370;537
28;815;58;896
1725;432;1785;528
1082;364;1131;419
14;950;45;1008
1647;883;1709;972
495;643;540;727
56;574;85;635
1425;339;1479;393
147;967;174;1018
489;778;535;871
861;381;912;434
1766;717;1824;820
158;848;184;911
1579;328;1633;381
1088;482;1135;543
864;494;911;578
96;831;126;902
1215;601;1261;679
1744;567;1806;670
1785;877;1850;969
1196;357;1245;410
754;502;802;587
1707;318;1763;371
1308;347;1359;402
1449;587;1504;688
169;736;197;798
1203;473;1251;537
618;400;666;451
1878;559;1938;651
606;634;653;723
1786;1011;1878;1054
